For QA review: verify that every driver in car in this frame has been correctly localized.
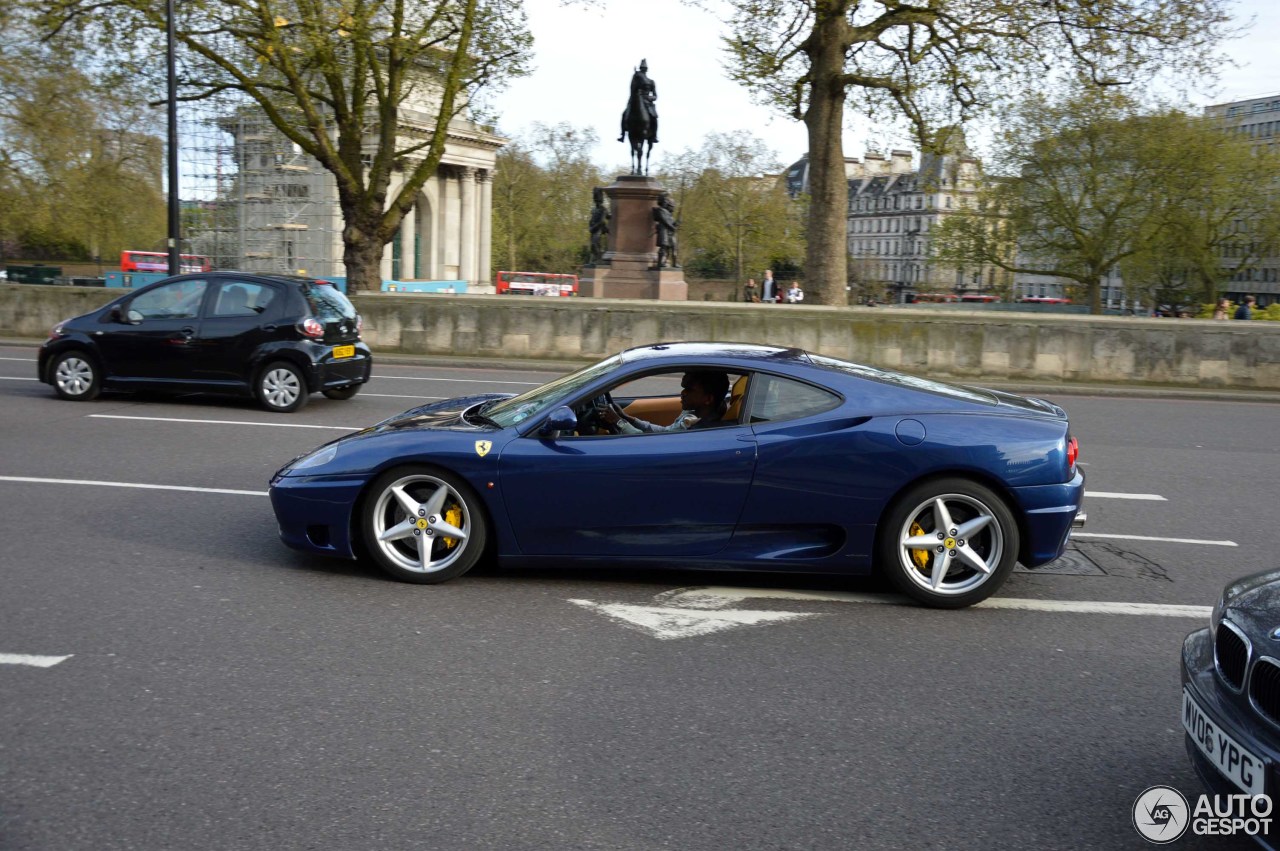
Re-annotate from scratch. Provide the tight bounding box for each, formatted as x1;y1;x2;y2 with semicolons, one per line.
602;370;730;433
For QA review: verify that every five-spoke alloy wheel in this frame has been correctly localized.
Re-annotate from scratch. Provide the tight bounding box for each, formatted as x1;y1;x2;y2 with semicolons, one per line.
878;478;1019;608
257;361;308;413
50;351;101;401
361;466;488;584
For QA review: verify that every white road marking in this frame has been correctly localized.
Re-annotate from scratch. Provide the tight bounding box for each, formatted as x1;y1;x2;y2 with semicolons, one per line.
0;475;267;497
1073;532;1237;547
0;357;35;361
0;376;37;381
568;599;819;640
1089;492;1167;501
89;414;359;431
371;374;540;385
361;393;446;400
0;653;72;668
657;586;1212;619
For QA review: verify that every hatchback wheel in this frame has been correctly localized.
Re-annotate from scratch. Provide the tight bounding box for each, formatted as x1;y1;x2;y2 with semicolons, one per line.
878;478;1019;608
50;351;101;401
361;466;488;584
256;361;308;413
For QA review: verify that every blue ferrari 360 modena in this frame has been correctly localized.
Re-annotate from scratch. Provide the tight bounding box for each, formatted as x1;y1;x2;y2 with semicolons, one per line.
269;343;1086;608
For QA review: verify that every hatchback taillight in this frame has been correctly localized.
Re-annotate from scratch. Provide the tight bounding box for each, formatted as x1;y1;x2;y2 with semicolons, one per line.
356;314;363;334
300;317;325;338
1066;436;1079;469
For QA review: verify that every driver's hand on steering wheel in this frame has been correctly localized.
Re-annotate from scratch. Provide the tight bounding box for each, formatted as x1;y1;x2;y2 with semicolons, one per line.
601;404;622;426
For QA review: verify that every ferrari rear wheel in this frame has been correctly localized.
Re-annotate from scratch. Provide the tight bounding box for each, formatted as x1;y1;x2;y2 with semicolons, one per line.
878;478;1019;608
361;466;488;584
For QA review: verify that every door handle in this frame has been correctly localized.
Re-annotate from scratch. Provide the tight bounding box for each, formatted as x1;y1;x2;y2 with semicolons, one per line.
179;327;195;338
263;325;277;332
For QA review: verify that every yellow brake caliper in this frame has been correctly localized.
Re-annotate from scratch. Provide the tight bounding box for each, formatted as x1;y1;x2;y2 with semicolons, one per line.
909;522;930;573
442;504;463;549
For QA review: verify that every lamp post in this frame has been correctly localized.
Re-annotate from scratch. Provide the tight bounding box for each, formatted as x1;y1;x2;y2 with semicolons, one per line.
166;0;180;275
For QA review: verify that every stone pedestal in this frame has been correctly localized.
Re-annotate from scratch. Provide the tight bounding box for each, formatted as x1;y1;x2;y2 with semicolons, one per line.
579;175;687;300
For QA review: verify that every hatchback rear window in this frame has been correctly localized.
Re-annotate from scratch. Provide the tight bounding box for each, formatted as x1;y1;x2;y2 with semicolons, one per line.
304;284;357;320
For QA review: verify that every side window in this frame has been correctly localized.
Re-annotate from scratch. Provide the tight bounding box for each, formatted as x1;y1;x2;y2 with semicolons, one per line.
129;279;208;320
746;374;841;424
212;281;278;317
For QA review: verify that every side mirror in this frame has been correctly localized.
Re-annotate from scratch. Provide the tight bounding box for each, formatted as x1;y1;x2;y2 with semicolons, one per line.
126;309;144;324
539;406;578;437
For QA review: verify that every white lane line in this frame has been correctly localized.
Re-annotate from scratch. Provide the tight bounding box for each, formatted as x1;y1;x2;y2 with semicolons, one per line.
1073;532;1237;547
0;357;35;362
371;375;540;385
361;393;446;400
0;376;37;381
659;586;1211;619
1089;492;1166;501
0;653;72;668
89;414;358;431
0;476;267;496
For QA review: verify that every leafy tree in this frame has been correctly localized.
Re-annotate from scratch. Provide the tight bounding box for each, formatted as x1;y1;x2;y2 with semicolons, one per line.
0;7;166;262
656;132;804;283
39;0;530;291
721;0;1232;305
490;123;606;274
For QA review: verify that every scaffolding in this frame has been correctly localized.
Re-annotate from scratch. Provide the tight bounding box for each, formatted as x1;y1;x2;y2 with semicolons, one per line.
180;97;343;277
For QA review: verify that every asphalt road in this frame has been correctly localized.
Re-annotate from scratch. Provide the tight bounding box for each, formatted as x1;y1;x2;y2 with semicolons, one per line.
1;341;1274;850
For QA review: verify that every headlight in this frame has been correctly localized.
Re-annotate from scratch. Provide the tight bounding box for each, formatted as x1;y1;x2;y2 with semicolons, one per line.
1211;591;1227;631
291;443;339;471
49;318;71;338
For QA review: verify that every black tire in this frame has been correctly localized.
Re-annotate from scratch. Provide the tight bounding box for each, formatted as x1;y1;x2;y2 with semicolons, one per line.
50;350;102;401
256;360;308;413
877;477;1019;609
322;384;361;401
360;465;488;584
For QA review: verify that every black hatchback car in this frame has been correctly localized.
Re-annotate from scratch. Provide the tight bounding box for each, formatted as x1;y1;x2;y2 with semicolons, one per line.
38;272;371;413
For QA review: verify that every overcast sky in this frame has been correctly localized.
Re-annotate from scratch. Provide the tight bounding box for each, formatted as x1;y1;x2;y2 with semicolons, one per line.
487;0;1280;172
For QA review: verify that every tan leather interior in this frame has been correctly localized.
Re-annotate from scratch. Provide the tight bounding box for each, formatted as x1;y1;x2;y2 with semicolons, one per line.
622;397;682;426
723;375;749;422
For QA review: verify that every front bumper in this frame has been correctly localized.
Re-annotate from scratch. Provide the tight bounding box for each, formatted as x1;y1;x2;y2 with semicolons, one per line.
1182;627;1280;849
269;472;368;559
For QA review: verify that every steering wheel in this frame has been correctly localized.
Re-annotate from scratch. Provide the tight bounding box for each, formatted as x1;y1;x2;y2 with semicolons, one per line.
577;391;620;435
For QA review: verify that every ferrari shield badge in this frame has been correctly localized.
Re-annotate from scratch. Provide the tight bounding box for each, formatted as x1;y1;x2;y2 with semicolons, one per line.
475;440;492;458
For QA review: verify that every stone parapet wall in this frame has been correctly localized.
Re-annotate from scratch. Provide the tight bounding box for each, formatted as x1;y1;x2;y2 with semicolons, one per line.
4;284;1277;389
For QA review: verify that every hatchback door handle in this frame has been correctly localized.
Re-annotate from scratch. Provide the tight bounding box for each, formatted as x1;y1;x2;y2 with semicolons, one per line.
179;327;195;339
263;325;277;332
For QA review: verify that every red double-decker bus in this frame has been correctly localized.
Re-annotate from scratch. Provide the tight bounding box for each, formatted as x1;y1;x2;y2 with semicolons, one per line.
120;250;212;275
495;271;578;297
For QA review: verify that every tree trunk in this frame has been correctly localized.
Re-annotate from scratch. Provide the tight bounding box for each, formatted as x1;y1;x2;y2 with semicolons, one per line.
343;208;385;293
803;12;850;306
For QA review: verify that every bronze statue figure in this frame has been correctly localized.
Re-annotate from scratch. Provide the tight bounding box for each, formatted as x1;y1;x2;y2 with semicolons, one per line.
619;59;658;176
653;193;679;269
588;187;610;262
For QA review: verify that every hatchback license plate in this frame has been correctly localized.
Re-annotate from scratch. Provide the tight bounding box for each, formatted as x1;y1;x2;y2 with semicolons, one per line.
1183;688;1266;796
333;345;355;359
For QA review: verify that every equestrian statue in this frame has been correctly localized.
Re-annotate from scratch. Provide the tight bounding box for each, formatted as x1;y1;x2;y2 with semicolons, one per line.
618;59;658;176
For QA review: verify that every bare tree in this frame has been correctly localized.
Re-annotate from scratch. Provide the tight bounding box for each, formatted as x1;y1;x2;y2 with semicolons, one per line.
38;0;530;291
721;0;1233;305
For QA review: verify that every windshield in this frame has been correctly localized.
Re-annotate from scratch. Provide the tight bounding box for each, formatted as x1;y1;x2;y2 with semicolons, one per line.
806;354;996;405
483;355;622;428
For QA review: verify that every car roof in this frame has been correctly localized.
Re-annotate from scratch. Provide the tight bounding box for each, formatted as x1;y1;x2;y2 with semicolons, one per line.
617;342;810;366
153;271;329;288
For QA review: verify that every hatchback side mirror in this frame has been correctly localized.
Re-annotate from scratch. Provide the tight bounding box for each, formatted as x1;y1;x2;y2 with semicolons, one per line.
539;406;578;437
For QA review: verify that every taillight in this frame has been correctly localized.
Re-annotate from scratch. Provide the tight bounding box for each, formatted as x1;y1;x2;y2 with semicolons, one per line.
1066;436;1079;469
300;317;325;338
356;315;363;334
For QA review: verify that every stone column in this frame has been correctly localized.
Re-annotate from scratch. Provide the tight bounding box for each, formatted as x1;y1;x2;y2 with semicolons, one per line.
400;199;417;279
477;169;493;291
459;166;476;288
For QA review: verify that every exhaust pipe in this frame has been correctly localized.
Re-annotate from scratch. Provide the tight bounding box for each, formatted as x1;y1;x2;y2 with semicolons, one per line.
1072;511;1087;529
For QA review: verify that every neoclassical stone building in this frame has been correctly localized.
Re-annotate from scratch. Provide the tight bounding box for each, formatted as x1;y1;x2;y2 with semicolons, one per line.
200;91;502;289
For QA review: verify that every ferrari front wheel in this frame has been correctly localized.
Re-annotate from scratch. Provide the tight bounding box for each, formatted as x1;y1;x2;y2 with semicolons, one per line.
361;466;488;584
878;478;1019;609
